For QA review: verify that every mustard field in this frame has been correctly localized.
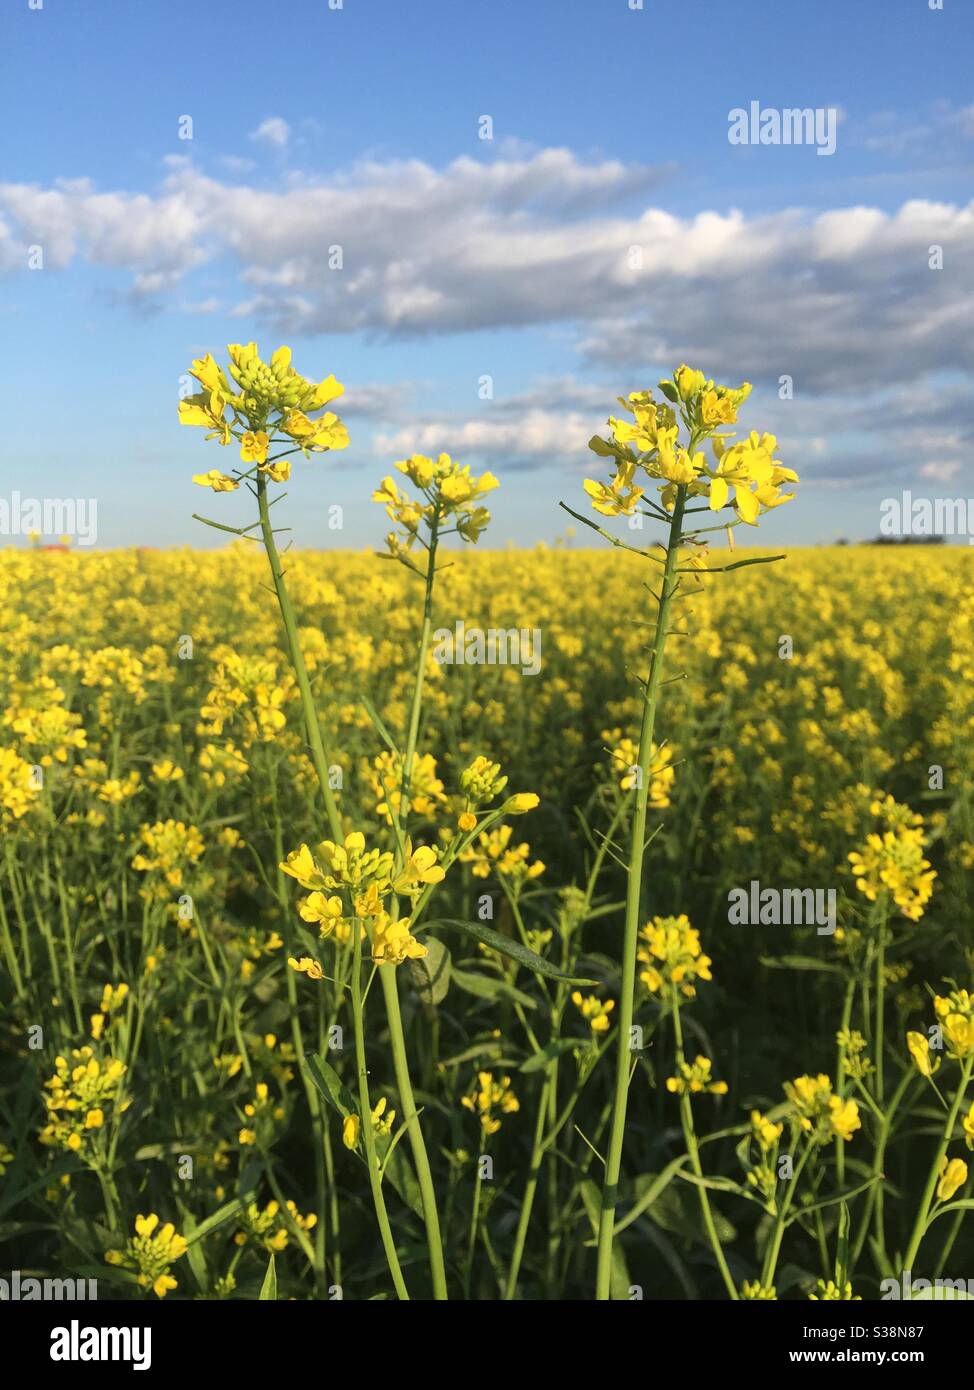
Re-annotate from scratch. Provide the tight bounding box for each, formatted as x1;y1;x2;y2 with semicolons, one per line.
2;540;973;1300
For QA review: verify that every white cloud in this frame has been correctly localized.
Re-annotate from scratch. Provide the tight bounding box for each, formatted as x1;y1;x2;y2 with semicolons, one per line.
250;117;290;149
857;100;974;156
920;459;962;482
0;149;972;396
375;408;598;468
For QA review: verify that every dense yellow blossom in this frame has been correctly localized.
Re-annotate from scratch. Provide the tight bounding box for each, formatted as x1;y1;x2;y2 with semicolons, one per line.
784;1074;861;1143
461;1071;519;1136
637;914;712;999
104;1214;188;1298
39;1047;127;1154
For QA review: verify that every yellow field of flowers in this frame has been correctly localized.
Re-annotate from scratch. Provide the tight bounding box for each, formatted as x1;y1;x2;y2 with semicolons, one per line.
3;347;974;1302
2;542;973;1300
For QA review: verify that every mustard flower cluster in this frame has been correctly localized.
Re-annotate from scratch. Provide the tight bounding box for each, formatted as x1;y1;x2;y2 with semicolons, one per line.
180;343;348;491
39;1047;127;1155
105;1214;188;1298
373;452;499;566
281;831;445;968
233;1198;318;1253
848;794;936;921
461;1071;520;1136
783;1073;861;1143
666;1055;728;1097
637;914;713;1000
584;365;797;524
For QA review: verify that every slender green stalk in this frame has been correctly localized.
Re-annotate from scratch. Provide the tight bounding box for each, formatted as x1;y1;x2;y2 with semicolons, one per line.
868;907;890;1282
901;1055;973;1271
256;474;430;1296
834;974;856;1188
463;1149;485;1298
351;918;411;1300
594;484;687;1299
504;1071;553;1299
850;1068;914;1269
0;870;24;996
761;1136;813;1288
377;505;449;1299
874;900;888;1105
671;995;738;1298
397;501;440;814
256;476;343;843
94;1161;120;1231
379;966;448;1298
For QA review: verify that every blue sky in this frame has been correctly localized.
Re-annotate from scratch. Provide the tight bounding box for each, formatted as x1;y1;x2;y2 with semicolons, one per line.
3;0;973;549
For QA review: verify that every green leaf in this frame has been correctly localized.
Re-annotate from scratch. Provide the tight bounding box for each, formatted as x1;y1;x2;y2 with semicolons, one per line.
406;936;451;1006
786;1175;879;1224
0;1160;80;1220
259;1254;278;1301
425;919;596;983
924;1198;974;1228
304;1053;356;1119
676;1170;748;1198
759;954;844;974
519;1038;580;1073
580;1179;633;1300
438;1039;505;1069
378;1139;425;1220
451;966;537;1010
614;1158;689;1236
634;1171;737;1246
360;694;400;756
183;1166;263;1249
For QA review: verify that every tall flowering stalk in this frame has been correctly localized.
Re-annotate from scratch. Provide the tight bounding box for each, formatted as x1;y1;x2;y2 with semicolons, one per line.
902;990;974;1269
369;451;500;1299
641;914;737;1296
564;365;799;1299
182;367;538;1298
179;344;431;1296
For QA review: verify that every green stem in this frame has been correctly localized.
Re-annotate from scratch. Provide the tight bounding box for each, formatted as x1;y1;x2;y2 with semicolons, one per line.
761;1136;812;1288
463;1151;485;1298
671;996;738;1298
396;507;440;818
834;975;856;1189
378;505;448;1299
351;920;410;1300
850;1068;914;1269
874;905;887;1105
504;1072;552;1299
594;483;687;1299
901;1055;973;1271
256;476;342;842
257;474;418;1298
379;965;448;1298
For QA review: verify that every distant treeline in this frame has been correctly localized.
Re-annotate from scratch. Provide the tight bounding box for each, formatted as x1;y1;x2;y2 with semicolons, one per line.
834;535;948;546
